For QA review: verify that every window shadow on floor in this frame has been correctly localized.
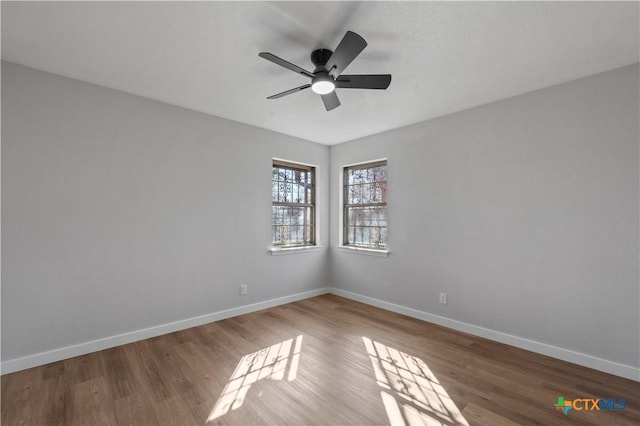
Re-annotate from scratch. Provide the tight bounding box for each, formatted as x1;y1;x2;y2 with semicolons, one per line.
362;336;469;426
207;335;303;422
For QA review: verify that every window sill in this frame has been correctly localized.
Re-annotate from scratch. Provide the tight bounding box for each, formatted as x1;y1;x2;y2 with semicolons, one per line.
269;246;323;256
336;246;389;257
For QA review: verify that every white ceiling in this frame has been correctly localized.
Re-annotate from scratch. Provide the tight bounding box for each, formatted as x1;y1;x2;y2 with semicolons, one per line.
2;1;638;145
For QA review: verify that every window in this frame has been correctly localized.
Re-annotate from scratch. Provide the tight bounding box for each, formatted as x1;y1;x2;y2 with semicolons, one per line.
343;160;387;249
272;160;315;247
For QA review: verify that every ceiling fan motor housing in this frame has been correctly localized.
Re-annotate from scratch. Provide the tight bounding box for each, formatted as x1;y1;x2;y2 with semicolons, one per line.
311;49;333;72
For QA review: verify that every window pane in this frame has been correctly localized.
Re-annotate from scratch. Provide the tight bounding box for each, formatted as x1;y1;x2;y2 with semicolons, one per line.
379;182;387;203
272;169;279;202
380;227;387;247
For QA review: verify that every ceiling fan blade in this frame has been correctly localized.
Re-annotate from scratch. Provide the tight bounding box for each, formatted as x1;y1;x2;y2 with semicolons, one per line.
267;84;312;99
325;31;367;78
321;91;341;111
335;74;392;89
259;52;315;78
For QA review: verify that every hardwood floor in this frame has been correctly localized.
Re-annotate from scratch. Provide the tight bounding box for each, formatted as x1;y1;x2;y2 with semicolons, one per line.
2;294;638;425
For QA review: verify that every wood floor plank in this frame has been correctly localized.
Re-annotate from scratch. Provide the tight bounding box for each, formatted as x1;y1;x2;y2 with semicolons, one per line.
68;376;116;426
461;402;520;426
40;375;69;426
100;346;136;400
112;391;161;426
2;294;638;425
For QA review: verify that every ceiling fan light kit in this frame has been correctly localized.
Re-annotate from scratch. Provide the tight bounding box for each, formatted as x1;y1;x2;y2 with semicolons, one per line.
311;71;335;95
259;31;391;111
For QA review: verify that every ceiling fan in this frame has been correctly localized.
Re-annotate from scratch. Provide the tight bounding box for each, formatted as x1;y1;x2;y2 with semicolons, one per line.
259;31;391;111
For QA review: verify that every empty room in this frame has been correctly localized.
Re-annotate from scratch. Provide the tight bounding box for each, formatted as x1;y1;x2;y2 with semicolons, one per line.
1;1;638;425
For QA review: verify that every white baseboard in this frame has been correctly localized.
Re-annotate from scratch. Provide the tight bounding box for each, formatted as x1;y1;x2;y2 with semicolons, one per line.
327;288;640;382
1;287;330;375
4;286;638;382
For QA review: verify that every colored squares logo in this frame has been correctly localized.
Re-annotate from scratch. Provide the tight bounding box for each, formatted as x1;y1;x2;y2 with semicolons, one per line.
554;397;572;414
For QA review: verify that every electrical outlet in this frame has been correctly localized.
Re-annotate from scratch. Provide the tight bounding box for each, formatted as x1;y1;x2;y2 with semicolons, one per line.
240;284;247;296
439;292;447;305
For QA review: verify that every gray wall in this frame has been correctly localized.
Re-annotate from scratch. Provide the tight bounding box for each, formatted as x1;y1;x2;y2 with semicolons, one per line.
3;61;638;373
2;62;330;361
329;64;639;368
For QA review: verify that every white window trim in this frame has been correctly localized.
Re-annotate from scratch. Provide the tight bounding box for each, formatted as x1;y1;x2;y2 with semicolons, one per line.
269;246;324;256
336;245;389;257
337;158;389;255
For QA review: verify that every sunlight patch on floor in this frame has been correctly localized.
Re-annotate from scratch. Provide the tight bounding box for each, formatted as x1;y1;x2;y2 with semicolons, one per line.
362;336;469;426
207;335;303;422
